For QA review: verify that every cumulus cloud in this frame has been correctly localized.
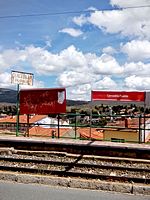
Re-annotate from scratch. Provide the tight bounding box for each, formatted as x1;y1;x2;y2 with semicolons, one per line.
91;54;123;75
102;46;117;55
1;43;150;100
110;0;150;8
0;72;12;88
68;84;91;100
59;45;87;70
59;28;83;37
123;62;150;76
44;35;52;48
72;1;150;39
24;45;70;75
124;75;150;90
93;77;117;90
0;49;26;72
86;7;98;11
57;71;89;87
0;71;44;90
121;40;150;61
57;70;98;88
73;14;88;26
88;8;150;39
19;79;45;89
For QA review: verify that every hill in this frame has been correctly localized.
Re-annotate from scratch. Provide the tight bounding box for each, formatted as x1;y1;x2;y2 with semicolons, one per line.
0;88;17;103
0;88;88;106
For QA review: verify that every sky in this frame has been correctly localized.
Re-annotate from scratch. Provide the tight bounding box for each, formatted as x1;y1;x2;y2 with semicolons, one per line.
0;0;150;100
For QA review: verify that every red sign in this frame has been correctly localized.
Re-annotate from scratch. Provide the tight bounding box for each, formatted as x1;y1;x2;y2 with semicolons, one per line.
92;91;145;102
20;88;66;114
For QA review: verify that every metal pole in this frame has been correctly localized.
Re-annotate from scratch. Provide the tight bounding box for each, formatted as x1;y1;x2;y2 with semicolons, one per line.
89;92;92;139
143;98;146;143
89;109;92;139
27;114;30;137
138;115;141;143
75;112;77;139
143;92;146;143
58;114;60;138
16;84;20;136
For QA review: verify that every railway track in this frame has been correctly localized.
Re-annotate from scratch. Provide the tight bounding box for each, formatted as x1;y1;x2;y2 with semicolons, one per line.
0;150;150;184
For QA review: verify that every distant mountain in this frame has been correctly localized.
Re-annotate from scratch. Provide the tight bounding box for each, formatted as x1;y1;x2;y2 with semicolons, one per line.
0;88;17;103
66;99;89;106
0;88;88;106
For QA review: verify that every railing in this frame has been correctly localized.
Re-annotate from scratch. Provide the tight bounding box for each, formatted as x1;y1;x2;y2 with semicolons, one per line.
0;113;150;143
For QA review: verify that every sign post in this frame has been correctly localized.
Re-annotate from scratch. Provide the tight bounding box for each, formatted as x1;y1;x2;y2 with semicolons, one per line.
16;83;20;136
11;70;33;136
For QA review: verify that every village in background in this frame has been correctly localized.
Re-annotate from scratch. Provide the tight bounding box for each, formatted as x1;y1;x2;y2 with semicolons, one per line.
0;88;150;143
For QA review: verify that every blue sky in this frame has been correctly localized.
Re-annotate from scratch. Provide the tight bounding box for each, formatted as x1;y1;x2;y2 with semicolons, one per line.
0;0;150;100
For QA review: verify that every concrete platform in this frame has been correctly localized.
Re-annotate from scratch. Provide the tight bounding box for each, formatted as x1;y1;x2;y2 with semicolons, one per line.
0;135;150;159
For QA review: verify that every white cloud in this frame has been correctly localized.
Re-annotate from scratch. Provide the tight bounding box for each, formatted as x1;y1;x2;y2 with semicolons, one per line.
88;8;150;39
73;3;150;39
59;45;87;70
110;0;150;8
0;45;123;91
24;45;66;75
59;28;83;37
123;62;150;76
0;72;12;88
93;77;117;90
91;54;123;75
44;35;52;48
73;14;87;26
121;40;150;61
19;79;44;89
102;46;117;55
0;49;26;72
1;44;150;99
57;71;96;88
86;7;97;11
0;71;44;89
124;75;150;90
71;84;91;95
68;84;91;100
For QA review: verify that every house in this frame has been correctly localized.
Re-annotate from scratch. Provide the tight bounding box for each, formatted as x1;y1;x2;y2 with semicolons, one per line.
0;115;71;138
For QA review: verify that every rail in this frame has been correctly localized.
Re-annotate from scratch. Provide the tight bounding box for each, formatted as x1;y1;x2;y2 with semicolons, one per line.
0;151;150;184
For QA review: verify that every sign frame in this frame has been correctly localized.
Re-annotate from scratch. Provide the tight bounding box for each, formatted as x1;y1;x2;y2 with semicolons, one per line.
11;70;34;86
19;88;66;115
91;90;145;102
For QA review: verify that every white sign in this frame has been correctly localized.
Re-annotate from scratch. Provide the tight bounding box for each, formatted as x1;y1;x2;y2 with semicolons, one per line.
11;71;33;86
58;91;65;104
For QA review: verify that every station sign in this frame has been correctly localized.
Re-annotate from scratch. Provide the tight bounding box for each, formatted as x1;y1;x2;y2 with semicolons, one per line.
92;91;145;102
20;88;66;114
11;70;33;86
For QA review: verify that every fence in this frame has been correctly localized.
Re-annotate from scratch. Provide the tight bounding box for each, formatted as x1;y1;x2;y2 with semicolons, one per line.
0;113;150;143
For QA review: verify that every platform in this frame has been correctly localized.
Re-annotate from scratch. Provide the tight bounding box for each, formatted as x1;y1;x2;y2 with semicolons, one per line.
0;135;150;159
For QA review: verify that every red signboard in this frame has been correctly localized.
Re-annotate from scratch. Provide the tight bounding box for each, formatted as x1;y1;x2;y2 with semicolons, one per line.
92;91;145;102
20;88;66;114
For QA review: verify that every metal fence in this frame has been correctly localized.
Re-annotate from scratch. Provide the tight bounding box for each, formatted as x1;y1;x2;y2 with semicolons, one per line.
0;113;150;143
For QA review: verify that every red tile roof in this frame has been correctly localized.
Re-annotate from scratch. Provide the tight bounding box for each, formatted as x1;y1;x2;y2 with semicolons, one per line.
28;127;71;138
0;115;47;123
77;128;103;140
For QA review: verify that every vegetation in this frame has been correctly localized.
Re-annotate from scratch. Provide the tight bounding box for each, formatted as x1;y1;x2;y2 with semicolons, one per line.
0;104;17;115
